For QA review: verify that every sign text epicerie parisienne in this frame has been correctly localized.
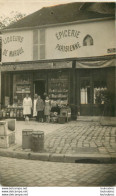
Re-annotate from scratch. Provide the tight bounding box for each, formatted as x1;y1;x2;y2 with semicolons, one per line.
2;35;24;57
55;29;81;52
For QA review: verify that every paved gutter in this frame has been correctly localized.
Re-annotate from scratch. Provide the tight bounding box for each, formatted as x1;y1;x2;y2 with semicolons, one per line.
0;148;116;164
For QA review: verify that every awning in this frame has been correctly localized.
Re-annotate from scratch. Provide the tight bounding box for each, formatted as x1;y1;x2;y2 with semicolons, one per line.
76;58;116;68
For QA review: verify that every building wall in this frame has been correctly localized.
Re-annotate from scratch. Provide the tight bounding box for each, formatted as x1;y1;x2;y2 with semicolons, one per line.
2;19;115;63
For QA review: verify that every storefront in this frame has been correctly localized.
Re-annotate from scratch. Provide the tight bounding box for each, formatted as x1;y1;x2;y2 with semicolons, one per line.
0;3;115;119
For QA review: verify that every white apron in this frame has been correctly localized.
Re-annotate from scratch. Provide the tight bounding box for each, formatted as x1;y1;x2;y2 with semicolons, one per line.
23;97;32;115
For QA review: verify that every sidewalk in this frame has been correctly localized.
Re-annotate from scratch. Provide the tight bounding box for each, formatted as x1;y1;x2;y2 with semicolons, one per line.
0;120;116;163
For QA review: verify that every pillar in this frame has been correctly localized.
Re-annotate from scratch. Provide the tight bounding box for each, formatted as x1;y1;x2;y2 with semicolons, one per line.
71;60;77;120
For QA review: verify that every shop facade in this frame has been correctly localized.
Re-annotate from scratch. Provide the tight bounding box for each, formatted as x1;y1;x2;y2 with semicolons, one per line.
1;4;116;118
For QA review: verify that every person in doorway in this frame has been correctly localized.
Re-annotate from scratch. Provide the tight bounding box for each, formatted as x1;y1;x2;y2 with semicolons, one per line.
44;96;51;123
43;92;47;102
23;94;32;120
36;95;44;122
33;94;38;120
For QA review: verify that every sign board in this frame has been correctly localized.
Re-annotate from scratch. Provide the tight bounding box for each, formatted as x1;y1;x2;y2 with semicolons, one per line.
2;30;33;63
2;20;115;63
45;20;115;59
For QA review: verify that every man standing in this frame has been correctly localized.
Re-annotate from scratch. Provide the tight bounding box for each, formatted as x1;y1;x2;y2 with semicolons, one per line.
36;95;44;122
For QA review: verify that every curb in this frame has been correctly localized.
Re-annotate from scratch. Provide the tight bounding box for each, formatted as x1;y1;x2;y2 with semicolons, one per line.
0;149;116;164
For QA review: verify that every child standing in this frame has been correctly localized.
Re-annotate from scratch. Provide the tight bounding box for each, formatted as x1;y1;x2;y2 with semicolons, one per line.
44;96;51;123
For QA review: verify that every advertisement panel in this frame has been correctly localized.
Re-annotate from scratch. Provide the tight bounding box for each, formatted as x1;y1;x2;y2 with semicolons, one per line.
45;20;115;59
2;30;33;62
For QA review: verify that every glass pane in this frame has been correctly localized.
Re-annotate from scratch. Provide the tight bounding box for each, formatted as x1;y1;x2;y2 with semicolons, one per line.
80;79;91;104
94;81;107;104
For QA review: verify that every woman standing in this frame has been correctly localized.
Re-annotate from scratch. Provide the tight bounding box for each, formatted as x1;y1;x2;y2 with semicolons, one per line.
33;94;38;120
36;96;44;122
23;94;32;120
44;96;51;123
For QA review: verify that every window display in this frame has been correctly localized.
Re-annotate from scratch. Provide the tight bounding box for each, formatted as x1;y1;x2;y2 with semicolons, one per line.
48;72;69;107
94;81;107;104
80;79;91;104
13;74;31;106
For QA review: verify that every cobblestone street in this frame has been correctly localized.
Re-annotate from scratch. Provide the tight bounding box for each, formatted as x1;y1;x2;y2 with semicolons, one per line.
11;121;116;156
0;156;116;187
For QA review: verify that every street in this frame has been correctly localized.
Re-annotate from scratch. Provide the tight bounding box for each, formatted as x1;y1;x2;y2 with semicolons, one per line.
0;156;116;187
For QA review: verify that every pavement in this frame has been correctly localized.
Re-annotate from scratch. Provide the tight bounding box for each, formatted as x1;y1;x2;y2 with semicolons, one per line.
0;120;116;163
0;156;116;186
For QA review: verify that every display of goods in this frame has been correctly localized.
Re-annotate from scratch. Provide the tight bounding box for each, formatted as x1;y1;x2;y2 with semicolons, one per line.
16;110;20;117
2;110;6;117
10;110;14;118
6;110;10;117
20;110;23;117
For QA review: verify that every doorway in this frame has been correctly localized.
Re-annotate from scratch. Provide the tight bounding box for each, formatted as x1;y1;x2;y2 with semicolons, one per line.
80;77;92;116
34;80;46;99
79;70;108;116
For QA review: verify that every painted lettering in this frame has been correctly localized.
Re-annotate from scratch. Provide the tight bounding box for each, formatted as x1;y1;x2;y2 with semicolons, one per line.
3;49;8;56
55;29;80;40
9;47;24;57
55;42;81;52
3;36;24;44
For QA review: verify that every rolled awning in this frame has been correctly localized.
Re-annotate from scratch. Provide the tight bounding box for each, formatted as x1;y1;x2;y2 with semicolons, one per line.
76;58;116;68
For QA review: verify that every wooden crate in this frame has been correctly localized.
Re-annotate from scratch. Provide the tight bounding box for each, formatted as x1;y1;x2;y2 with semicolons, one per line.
58;116;66;124
0;132;15;148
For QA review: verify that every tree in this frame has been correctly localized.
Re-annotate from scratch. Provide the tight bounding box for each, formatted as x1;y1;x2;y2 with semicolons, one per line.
0;11;26;61
0;11;26;30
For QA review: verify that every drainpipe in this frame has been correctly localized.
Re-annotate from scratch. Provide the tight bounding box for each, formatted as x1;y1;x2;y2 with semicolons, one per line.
71;60;77;120
0;62;1;109
114;66;116;116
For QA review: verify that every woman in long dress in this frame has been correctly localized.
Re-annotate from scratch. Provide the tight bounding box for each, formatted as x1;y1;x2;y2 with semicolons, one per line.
33;94;38;119
23;94;32;120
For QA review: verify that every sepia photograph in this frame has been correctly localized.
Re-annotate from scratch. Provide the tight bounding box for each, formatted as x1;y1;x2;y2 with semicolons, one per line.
0;0;116;188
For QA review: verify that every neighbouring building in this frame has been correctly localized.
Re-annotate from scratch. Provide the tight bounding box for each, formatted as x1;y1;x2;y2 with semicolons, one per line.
0;2;116;119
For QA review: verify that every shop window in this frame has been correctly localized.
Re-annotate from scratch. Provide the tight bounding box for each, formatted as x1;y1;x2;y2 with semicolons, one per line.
80;79;91;104
13;74;31;106
48;72;69;107
94;81;107;104
83;35;93;46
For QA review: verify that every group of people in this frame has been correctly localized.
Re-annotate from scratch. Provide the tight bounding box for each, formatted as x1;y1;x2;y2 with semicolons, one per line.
23;93;51;122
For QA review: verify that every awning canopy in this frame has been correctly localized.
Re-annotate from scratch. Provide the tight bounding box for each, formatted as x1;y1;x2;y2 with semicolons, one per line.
76;58;116;68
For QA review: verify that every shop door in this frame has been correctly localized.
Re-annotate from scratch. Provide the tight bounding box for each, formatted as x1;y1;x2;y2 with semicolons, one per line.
34;80;45;99
80;77;92;116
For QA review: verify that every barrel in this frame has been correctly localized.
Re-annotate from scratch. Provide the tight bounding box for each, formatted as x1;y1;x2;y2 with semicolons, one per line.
31;131;44;152
22;129;33;149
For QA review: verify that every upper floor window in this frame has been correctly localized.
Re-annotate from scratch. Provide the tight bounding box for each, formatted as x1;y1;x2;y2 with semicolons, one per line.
83;35;93;46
